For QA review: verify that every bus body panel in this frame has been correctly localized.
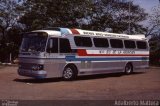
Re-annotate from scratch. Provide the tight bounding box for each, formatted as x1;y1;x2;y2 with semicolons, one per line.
18;28;149;79
18;54;149;79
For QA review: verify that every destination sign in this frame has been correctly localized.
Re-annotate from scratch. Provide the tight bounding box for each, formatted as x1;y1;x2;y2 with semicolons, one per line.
82;31;129;39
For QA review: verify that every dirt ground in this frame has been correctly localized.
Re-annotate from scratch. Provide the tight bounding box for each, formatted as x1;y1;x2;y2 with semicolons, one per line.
0;66;160;100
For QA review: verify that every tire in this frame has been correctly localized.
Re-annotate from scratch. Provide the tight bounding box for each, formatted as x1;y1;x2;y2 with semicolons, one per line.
63;66;77;80
125;63;133;74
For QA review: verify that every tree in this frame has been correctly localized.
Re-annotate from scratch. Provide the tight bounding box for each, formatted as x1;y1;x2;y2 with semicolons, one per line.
0;0;23;62
19;0;94;31
82;0;147;34
0;26;23;62
0;0;21;40
19;0;147;34
146;5;160;36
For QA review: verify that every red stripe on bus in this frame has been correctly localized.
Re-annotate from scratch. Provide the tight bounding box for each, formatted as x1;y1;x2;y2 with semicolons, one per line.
77;49;149;56
78;49;87;56
70;29;80;34
85;54;149;56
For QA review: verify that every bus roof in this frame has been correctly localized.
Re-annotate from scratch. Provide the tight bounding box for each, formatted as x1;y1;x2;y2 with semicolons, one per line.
33;28;146;40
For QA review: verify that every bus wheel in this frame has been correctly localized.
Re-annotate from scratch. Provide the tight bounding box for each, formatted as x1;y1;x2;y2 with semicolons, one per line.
63;66;77;80
125;63;133;74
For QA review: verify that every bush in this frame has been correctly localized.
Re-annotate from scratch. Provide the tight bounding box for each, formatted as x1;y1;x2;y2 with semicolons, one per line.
150;50;160;66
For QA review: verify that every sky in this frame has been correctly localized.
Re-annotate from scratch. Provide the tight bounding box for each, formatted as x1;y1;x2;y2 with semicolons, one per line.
133;0;160;26
134;0;159;13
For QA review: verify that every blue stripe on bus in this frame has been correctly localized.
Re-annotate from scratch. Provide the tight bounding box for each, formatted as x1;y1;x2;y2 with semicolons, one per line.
60;28;70;35
19;56;149;61
65;56;149;61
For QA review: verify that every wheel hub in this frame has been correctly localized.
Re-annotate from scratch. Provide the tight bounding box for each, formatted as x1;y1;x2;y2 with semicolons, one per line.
63;68;73;79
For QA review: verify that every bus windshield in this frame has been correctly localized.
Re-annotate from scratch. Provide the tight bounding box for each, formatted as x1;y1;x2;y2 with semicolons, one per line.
20;32;48;52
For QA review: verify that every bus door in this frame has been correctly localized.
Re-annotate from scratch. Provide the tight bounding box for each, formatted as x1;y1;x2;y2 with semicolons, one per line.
45;38;61;77
45;37;72;78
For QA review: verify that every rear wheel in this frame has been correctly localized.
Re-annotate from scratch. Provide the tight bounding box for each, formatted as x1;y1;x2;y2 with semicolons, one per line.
63;66;77;80
125;63;133;74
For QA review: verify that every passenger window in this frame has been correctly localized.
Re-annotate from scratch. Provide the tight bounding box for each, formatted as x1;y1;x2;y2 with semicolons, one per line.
93;38;109;48
110;39;123;48
136;41;147;49
47;38;58;53
124;40;136;49
60;38;72;53
74;36;92;47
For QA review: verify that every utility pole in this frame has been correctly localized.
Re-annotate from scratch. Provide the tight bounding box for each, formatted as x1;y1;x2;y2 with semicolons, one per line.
10;53;12;63
128;0;131;35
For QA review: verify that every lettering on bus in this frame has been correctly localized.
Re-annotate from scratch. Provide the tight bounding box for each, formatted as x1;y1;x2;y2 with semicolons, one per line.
99;50;111;54
82;31;129;39
123;50;135;54
83;32;94;36
98;50;135;55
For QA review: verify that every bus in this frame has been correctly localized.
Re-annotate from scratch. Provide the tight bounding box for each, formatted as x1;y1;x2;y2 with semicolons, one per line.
18;28;149;80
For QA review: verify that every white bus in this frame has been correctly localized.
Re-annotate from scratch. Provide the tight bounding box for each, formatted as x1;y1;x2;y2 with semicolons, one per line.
18;28;149;80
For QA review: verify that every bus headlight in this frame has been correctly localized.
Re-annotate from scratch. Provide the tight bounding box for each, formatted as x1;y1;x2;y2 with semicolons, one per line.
32;65;44;71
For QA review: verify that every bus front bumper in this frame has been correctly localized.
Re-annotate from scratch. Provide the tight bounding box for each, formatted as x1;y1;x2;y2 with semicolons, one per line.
18;69;47;79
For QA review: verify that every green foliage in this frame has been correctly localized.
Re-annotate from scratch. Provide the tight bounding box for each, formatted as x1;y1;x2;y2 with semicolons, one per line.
0;0;20;37
20;0;94;31
19;0;148;34
0;27;23;62
0;0;149;62
150;50;160;66
0;0;23;62
83;1;147;34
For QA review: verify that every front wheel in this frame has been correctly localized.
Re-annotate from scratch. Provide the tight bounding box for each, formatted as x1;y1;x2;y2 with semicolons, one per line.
63;66;77;80
125;63;133;74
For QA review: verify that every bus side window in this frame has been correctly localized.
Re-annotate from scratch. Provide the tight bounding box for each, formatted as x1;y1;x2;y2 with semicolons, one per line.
74;36;92;47
93;38;109;48
136;41;147;49
47;38;58;53
124;40;136;49
110;39;123;48
60;38;72;53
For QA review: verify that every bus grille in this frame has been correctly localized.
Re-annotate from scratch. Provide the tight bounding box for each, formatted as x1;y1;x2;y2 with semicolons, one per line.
19;63;34;70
